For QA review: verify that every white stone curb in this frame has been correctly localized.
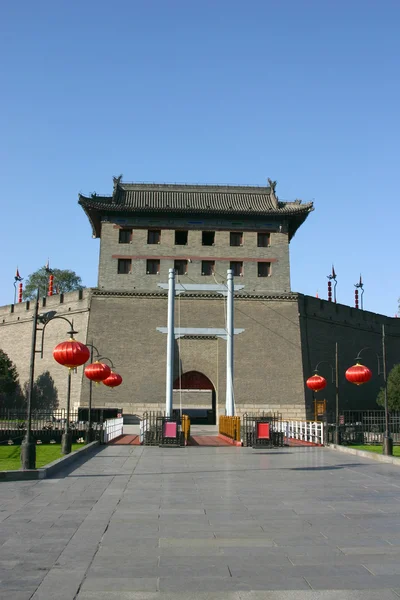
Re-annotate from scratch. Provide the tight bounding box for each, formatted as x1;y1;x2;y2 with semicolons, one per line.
330;443;400;466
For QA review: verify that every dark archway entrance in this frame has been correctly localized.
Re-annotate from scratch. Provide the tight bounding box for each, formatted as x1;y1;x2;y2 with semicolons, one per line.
173;371;216;425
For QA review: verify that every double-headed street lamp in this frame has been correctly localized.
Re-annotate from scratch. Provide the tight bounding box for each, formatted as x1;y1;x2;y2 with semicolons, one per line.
83;345;120;442
306;343;339;444
344;324;392;456
306;325;392;456
21;290;122;469
21;291;90;468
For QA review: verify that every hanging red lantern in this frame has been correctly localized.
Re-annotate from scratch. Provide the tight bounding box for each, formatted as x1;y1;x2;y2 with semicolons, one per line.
306;374;327;392
53;339;90;369
84;361;111;383
102;372;123;388
345;363;372;385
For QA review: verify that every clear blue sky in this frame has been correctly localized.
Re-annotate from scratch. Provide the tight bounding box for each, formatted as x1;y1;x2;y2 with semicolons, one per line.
1;0;399;316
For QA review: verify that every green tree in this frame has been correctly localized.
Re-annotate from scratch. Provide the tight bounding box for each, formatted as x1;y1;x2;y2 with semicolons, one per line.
23;371;59;412
377;364;400;410
23;267;83;300
0;349;25;410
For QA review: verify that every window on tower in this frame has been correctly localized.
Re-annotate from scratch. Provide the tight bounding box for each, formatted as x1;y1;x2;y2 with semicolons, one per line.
257;233;270;247
175;230;188;245
146;259;160;274
230;232;243;246
202;231;215;246
147;230;161;244
119;229;132;244
117;258;131;274
230;261;243;277
201;261;215;276
174;260;188;275
258;262;271;277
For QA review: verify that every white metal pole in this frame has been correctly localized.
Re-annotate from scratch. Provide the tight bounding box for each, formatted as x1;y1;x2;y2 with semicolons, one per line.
166;268;175;417
225;269;234;416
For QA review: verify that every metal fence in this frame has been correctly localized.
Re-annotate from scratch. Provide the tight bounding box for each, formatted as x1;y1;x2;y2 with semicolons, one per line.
241;412;284;448
141;411;185;447
326;410;400;445
284;421;324;445
0;410;103;445
103;418;124;443
219;416;241;442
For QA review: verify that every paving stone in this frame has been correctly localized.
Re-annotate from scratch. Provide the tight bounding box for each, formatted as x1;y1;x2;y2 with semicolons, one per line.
239;592;400;599
80;576;159;592
30;567;86;599
4;446;400;596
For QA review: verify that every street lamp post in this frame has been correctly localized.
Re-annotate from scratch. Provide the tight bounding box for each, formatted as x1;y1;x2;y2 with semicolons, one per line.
21;308;89;468
84;343;101;443
335;342;339;445
83;349;116;442
62;368;73;455
382;324;393;456
45;318;84;456
346;326;392;456
20;290;40;470
307;354;338;442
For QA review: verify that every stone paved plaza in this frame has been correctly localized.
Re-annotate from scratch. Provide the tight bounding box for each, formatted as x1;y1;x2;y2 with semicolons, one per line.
2;445;400;599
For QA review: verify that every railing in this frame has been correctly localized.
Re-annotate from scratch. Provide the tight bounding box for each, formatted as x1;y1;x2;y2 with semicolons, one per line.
0;410;103;445
103;417;123;443
241;413;323;447
140;411;184;447
181;414;191;445
141;411;163;446
241;412;283;447
326;410;400;445
219;416;241;442
284;420;324;445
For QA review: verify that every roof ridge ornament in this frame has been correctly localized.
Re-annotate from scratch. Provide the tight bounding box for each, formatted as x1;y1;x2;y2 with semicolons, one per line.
112;174;123;196
267;178;278;207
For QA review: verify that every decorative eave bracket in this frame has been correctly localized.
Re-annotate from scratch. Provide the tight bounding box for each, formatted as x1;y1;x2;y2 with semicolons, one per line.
156;327;245;340
157;283;245;296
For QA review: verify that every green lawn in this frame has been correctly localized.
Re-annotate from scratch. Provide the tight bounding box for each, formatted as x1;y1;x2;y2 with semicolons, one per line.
0;443;84;470
351;445;400;457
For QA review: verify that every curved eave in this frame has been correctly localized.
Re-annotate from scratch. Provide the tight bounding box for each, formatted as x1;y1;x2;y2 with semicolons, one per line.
78;196;314;240
288;206;314;240
78;197;102;238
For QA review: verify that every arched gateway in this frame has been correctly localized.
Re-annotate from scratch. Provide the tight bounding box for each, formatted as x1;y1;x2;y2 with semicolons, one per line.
173;371;216;425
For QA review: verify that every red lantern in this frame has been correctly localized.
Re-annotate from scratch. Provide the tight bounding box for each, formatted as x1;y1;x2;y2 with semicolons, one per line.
306;374;327;392
53;339;90;369
345;363;372;385
102;372;123;388
84;361;111;383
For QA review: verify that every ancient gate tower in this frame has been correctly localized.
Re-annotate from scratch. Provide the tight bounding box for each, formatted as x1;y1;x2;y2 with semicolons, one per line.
78;177;313;422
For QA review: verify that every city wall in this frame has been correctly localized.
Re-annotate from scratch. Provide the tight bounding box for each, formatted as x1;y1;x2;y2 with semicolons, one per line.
1;289;399;420
298;295;400;417
0;291;91;411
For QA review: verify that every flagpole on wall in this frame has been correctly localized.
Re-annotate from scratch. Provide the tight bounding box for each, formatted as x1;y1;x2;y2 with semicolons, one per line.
355;275;364;310
13;268;23;304
327;265;337;303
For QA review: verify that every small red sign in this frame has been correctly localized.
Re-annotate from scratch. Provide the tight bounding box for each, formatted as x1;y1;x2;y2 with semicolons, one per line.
163;422;177;438
257;422;270;439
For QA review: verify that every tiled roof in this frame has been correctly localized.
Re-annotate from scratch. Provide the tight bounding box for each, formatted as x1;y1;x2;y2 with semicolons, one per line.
79;180;314;239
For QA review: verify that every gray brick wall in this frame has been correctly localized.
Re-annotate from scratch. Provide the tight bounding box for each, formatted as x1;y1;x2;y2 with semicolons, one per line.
2;288;399;422
0;291;91;411
98;219;291;293
298;295;400;418
84;291;307;419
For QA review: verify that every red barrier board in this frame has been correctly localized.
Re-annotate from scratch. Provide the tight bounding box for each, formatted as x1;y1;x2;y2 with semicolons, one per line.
163;422;177;438
257;422;270;439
